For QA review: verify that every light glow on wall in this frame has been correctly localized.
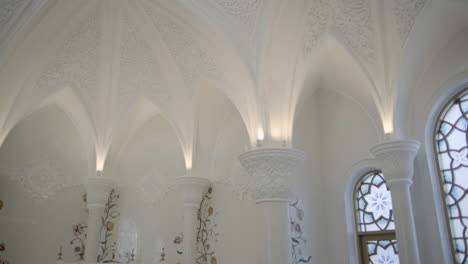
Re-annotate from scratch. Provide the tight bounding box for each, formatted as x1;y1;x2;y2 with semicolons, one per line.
257;128;264;141
383;119;393;135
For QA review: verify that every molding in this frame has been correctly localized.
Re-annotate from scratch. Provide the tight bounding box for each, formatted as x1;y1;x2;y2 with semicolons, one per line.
238;148;306;200
370;139;420;181
177;176;211;208
85;177;114;207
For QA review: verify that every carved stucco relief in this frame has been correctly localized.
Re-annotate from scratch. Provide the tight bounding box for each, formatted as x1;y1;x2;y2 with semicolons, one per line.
145;8;220;97
35;12;99;110
394;0;427;47
213;0;261;26
238;148;306;201
332;0;376;66
303;0;329;55
5;155;79;201
0;0;28;37
118;13;167;115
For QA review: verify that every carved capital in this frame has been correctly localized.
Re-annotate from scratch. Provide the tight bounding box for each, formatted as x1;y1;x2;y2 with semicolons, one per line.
238;148;306;201
177;177;211;208
85;177;114;209
370;140;420;184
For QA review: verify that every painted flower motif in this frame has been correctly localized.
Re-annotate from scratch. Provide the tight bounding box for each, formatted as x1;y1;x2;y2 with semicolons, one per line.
0;243;5;251
210;256;217;264
449;148;468;169
72;224;86;236
106;221;114;231
82;194;87;203
366;184;392;220
294;223;302;233
208;187;213;194
296;208;304;221
74;246;81;253
174;233;184;244
208;207;214;216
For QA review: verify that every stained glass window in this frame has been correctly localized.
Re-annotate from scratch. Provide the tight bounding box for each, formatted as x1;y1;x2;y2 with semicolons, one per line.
435;89;468;263
366;240;399;264
355;171;399;264
355;172;395;232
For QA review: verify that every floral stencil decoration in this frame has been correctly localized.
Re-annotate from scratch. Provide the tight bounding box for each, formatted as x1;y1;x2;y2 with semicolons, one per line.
70;223;87;260
97;188;120;263
0;242;9;264
290;200;311;264
196;187;219;264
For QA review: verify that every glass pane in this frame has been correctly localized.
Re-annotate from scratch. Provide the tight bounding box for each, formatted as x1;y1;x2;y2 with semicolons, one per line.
355;172;395;232
366;240;399;264
436;90;468;263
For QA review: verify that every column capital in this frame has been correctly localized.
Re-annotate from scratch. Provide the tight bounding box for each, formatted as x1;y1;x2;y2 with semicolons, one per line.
370;139;420;182
85;177;114;209
177;176;211;208
238;148;306;202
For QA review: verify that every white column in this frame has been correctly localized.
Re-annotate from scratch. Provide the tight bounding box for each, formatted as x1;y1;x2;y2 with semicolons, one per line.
177;176;211;264
370;140;421;264
84;177;114;263
239;148;306;264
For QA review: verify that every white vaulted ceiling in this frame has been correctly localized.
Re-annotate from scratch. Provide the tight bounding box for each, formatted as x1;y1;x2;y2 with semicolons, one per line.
0;0;466;175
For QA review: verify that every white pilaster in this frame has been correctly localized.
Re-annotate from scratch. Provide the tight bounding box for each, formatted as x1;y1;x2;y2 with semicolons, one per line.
239;148;306;264
84;177;114;263
177;176;211;264
370;140;421;264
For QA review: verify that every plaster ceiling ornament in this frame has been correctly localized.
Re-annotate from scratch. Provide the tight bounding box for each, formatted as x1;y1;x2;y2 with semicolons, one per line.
332;0;376;67
145;7;220;96
238;148;306;201
35;12;99;111
394;0;427;47
5;155;77;201
303;0;329;55
118;13;166;115
0;0;28;38
211;0;262;27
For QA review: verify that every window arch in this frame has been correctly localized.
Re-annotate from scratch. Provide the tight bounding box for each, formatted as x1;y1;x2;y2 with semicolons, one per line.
354;171;400;264
435;88;468;263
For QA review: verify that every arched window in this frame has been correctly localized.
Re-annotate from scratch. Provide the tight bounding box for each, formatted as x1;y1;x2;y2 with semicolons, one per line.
435;88;468;263
354;171;400;264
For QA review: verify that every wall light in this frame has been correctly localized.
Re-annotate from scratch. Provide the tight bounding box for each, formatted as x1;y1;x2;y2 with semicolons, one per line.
257;128;264;147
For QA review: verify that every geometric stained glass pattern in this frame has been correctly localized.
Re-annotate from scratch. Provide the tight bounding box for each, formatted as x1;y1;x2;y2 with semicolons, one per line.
367;240;399;264
435;89;468;264
355;172;395;232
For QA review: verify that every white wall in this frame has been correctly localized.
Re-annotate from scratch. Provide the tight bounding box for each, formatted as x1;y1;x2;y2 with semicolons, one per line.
0;104;88;264
294;88;380;264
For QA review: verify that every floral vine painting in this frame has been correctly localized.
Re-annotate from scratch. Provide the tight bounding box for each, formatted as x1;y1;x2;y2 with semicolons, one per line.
0;242;10;264
97;188;120;263
290;200;311;264
196;186;219;264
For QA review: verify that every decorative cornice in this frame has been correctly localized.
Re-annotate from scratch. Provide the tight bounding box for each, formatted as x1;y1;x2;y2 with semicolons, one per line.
370;139;420;182
238;148;306;201
85;177;114;208
177;176;211;208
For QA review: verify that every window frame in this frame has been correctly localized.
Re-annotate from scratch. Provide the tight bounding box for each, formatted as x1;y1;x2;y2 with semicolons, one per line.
353;170;398;264
433;87;468;263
